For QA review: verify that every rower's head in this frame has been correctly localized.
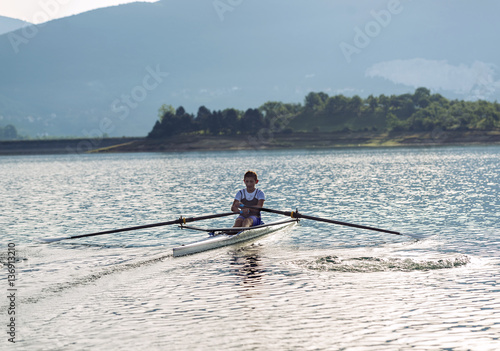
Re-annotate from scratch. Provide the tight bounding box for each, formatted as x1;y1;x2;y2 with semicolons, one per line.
243;171;259;189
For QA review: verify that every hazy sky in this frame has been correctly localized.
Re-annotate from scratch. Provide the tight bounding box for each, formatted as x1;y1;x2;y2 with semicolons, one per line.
0;0;158;24
1;0;499;103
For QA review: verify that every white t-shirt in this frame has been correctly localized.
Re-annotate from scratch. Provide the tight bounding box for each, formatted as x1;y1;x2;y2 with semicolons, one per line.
234;188;265;202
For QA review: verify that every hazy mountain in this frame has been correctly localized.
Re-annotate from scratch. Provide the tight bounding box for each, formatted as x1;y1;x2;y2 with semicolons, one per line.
0;16;31;36
0;0;499;137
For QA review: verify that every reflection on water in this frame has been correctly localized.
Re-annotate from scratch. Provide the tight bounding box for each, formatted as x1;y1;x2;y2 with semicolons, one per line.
230;246;265;293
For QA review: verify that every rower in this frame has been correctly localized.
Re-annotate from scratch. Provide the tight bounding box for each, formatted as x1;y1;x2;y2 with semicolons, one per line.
231;171;265;228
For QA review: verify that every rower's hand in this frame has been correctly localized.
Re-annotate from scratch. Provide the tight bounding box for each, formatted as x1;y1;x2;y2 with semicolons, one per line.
232;201;243;213
238;203;250;215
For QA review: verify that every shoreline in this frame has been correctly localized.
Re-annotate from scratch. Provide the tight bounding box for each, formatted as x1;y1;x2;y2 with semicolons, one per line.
1;131;499;156
91;130;500;153
0;137;138;156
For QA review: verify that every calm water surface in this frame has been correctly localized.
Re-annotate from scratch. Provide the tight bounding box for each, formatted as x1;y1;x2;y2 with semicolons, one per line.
1;146;499;350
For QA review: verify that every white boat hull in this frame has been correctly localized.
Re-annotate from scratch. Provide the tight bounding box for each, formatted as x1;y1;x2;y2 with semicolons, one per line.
173;218;297;257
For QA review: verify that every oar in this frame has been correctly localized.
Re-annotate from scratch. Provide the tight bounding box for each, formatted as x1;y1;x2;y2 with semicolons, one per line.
41;212;237;243
242;205;425;240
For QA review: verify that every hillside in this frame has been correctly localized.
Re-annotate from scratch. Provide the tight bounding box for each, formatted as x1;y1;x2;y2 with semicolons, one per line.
1;1;499;138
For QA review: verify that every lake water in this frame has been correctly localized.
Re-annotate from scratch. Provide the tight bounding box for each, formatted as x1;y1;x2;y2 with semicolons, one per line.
1;146;499;350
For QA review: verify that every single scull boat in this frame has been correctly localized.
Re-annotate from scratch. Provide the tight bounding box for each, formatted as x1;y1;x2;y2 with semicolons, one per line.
172;218;299;257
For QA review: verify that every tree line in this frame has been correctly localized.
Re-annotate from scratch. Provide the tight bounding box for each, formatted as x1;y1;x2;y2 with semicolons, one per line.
147;102;301;138
147;87;500;138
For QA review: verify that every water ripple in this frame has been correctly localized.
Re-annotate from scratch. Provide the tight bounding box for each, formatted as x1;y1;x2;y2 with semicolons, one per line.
2;147;499;350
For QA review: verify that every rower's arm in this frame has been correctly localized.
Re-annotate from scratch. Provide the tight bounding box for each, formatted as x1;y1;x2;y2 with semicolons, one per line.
231;199;241;213
250;199;265;216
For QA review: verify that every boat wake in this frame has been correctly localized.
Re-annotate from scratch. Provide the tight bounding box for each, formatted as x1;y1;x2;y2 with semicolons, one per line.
18;251;174;306
291;254;471;273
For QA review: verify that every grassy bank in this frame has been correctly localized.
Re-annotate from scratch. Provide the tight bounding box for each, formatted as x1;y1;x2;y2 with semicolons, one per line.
0;137;138;155
92;130;500;153
2;131;499;156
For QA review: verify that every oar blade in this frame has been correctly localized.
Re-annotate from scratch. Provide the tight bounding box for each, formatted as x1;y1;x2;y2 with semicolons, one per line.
38;236;71;243
402;232;427;240
243;205;426;240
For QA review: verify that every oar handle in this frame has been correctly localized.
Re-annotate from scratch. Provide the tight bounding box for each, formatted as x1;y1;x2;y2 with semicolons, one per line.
242;206;298;218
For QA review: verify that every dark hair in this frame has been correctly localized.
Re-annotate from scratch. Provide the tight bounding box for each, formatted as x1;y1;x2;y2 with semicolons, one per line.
244;171;258;180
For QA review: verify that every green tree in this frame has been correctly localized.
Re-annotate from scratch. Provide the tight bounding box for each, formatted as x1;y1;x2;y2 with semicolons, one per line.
472;100;500;130
390;94;415;119
208;110;223;135
158;104;175;122
325;95;348;115
175;106;186;116
259;101;284;120
196;106;212;133
148;107;175;138
413;87;431;108
305;92;328;111
366;95;378;112
348;95;363;116
148;105;193;138
386;112;406;132
241;108;264;134
222;108;240;134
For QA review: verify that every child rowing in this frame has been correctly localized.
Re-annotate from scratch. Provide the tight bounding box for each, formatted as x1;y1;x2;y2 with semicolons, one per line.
231;171;265;228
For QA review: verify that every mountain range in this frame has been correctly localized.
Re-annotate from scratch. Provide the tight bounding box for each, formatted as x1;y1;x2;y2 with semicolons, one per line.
0;0;499;137
0;15;31;36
